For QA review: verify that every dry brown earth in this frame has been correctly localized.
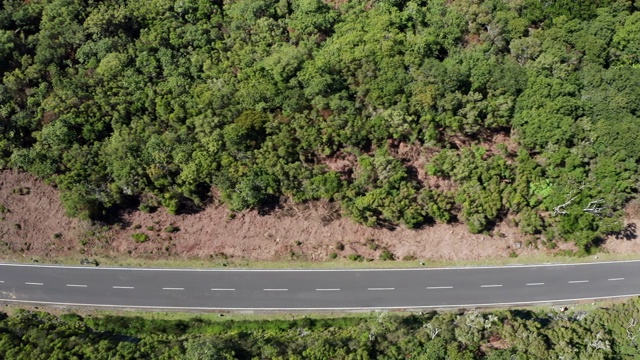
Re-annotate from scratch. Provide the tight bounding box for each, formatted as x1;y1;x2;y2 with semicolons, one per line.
1;169;636;264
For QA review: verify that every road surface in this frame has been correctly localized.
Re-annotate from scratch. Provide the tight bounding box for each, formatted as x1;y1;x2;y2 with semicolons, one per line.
1;261;640;310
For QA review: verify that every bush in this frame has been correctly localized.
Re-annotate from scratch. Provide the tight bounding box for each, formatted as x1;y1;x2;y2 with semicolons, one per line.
164;225;179;233
12;187;30;196
379;250;395;261
131;233;149;243
329;252;338;259
348;254;363;261
335;242;345;251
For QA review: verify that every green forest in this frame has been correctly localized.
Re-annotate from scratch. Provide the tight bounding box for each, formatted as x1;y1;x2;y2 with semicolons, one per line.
4;299;640;359
1;0;640;251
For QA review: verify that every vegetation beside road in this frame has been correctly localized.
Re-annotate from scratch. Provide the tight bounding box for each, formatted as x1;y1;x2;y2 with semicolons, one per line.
8;250;640;270
1;0;640;253
3;297;640;359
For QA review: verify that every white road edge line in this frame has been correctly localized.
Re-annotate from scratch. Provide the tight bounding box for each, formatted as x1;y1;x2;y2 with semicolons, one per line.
368;288;395;291
112;286;134;289
4;292;640;310
481;285;503;288
608;278;625;281
4;259;640;272
211;288;235;291
25;282;43;286
162;287;185;291
315;288;340;291
427;286;453;289
66;284;87;288
263;288;288;291
568;280;589;284
526;283;545;286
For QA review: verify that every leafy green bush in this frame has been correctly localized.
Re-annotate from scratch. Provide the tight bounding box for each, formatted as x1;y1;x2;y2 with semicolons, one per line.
347;254;363;262
379;250;395;261
131;233;149;243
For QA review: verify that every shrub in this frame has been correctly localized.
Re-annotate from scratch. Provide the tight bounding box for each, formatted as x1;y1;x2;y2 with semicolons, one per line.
131;233;149;243
164;225;179;233
402;255;417;261
366;239;379;250
348;254;363;261
379;250;395;261
12;187;30;196
329;252;338;259
335;242;345;251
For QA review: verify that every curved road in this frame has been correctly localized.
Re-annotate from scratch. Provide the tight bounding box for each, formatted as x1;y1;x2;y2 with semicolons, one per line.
1;261;640;310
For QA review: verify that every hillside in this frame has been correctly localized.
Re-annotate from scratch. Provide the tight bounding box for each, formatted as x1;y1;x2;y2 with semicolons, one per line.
1;0;640;252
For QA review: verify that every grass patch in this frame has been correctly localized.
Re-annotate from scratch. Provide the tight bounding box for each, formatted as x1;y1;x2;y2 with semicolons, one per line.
2;247;640;271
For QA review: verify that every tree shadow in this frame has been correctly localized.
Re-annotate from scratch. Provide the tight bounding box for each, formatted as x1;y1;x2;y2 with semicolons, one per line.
257;195;283;216
96;197;138;227
615;223;637;241
405;165;422;185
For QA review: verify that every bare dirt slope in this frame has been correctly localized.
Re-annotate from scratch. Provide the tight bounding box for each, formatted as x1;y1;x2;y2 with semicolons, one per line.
6;169;635;265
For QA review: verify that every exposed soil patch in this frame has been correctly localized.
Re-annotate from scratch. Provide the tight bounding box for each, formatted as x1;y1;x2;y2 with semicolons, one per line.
0;170;580;264
0;170;82;259
601;199;640;255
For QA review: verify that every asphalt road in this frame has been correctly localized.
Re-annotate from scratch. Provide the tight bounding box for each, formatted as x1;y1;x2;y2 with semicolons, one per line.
1;261;640;310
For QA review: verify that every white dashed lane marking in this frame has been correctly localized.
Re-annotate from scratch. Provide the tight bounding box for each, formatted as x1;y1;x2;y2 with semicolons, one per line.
112;286;134;289
368;288;394;291
568;280;589;284
608;278;625;281
25;282;43;286
66;284;87;288
526;283;545;286
263;289;288;291
162;287;185;291
210;288;235;291
481;285;503;288
315;288;340;291
427;286;453;289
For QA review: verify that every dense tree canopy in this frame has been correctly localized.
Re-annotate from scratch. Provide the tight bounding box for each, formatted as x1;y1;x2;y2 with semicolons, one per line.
1;0;639;251
4;298;640;359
